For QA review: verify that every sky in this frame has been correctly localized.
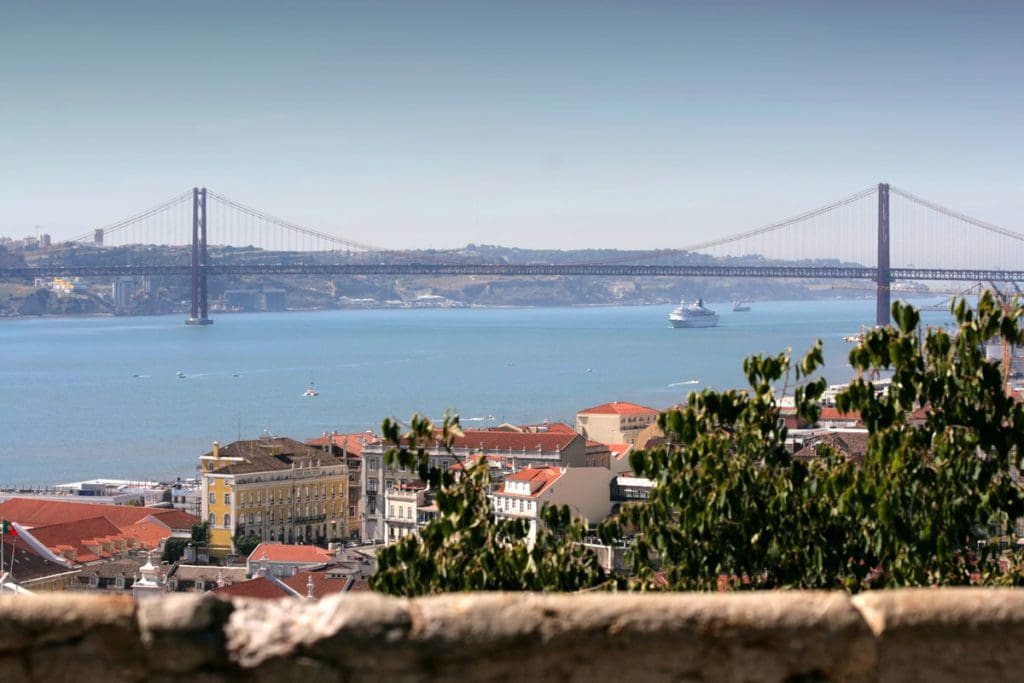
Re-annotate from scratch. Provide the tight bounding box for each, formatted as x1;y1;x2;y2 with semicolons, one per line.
1;1;1022;250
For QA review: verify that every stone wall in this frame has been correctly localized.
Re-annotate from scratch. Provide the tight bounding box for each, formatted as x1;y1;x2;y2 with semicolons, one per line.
2;589;1023;682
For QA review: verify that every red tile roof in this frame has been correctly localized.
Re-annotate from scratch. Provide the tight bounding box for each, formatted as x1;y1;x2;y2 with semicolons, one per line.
248;543;334;564
577;401;658;416
0;499;193;565
280;570;351;598
452;430;580;452
210;569;355;600
210;575;294;599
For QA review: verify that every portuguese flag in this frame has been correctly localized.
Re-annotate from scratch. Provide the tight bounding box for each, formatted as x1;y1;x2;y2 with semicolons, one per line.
1;520;16;536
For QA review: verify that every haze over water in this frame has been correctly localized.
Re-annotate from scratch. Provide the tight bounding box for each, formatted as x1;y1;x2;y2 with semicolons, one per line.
1;300;953;485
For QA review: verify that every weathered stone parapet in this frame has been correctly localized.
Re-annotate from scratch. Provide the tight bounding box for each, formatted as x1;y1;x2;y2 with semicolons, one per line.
1;589;1023;682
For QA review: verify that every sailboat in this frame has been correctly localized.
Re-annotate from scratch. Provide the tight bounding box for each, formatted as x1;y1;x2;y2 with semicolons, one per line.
303;381;319;397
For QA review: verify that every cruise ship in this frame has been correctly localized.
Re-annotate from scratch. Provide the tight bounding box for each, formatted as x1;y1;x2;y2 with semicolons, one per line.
669;298;719;328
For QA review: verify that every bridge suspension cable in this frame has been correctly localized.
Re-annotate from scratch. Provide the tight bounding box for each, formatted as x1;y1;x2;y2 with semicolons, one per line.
206;191;383;253
889;186;1024;243
69;190;194;243
679;185;878;254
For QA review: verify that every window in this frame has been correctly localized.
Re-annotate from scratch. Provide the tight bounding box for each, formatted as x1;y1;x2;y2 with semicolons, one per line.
224;492;231;505
207;513;215;526
348;506;356;517
208;492;215;504
389;505;394;518
224;513;231;528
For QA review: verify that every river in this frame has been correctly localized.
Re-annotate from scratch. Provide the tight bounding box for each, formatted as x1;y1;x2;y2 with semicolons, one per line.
0;299;952;485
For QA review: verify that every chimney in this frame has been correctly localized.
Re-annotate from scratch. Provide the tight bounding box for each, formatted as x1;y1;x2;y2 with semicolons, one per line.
306;573;315;600
213;441;220;460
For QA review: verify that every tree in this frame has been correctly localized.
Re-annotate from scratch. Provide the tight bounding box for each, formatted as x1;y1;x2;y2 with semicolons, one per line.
162;537;189;563
234;533;261;557
601;293;1024;590
370;414;606;596
191;522;210;546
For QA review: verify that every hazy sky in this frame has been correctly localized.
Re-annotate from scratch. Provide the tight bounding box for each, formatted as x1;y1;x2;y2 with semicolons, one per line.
2;1;1022;249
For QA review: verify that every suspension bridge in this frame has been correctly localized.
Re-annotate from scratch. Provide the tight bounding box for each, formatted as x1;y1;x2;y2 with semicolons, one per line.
3;183;1022;326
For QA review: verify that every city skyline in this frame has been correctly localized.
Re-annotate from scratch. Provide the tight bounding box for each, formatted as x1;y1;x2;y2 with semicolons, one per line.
2;1;1022;250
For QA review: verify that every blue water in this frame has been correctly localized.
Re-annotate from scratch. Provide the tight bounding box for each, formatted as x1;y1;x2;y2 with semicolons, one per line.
0;300;952;485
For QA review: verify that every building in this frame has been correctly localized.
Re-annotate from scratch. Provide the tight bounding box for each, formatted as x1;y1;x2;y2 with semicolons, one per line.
245;542;336;578
166;564;247;592
383;482;432;543
112;276;135;310
210;564;362;600
305;432;369;538
359;428;587;541
489;466;615;545
575;402;660;446
199;437;352;556
0;536;80;591
0;498;195;568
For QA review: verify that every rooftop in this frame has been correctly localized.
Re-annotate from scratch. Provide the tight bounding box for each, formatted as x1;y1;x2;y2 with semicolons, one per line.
500;467;565;497
577;401;659;416
204;437;346;475
247;543;334;564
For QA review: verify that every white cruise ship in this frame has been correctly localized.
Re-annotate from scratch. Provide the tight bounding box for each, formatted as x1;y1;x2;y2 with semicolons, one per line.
669;298;719;328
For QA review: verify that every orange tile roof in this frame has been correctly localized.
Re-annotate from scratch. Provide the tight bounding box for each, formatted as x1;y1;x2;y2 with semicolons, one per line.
500;467;564;497
306;432;378;457
818;407;863;423
121;520;173;550
577;401;659;416
248;543;334;564
608;444;632;460
29;517;129;563
0;498;196;531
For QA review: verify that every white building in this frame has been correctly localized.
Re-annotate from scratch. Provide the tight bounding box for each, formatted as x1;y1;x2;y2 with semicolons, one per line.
490;466;615;545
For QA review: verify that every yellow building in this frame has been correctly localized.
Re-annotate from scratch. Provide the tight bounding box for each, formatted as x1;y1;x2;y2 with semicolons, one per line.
200;437;351;557
575;401;659;446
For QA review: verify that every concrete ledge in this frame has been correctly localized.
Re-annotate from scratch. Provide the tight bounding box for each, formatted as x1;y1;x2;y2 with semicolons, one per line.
1;590;1022;682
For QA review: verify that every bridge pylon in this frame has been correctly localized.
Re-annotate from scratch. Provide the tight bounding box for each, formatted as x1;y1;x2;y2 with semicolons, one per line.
186;187;213;326
876;182;890;327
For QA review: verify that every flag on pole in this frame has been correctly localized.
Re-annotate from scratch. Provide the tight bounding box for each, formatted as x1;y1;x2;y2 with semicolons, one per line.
1;520;16;537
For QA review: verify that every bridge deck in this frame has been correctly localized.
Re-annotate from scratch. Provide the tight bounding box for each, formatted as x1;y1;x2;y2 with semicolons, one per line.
3;263;1023;282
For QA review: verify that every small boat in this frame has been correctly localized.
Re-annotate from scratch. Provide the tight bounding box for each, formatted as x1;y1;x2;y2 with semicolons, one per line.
732;300;751;312
303;382;319;397
176;372;186;379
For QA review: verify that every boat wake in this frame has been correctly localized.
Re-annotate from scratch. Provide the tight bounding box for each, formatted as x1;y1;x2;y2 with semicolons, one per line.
668;380;700;387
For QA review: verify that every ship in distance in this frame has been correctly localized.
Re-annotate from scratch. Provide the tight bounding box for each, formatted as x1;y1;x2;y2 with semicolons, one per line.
733;300;751;312
669;298;719;328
